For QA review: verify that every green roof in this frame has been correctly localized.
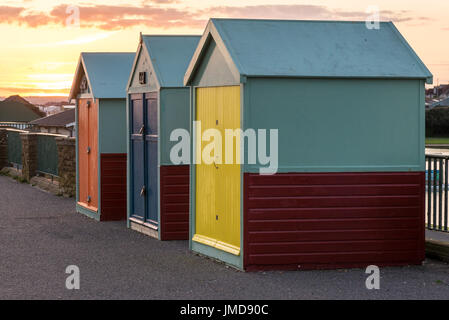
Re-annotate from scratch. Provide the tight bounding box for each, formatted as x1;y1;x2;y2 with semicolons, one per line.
185;19;433;84
0;99;43;122
69;52;135;100
141;35;201;87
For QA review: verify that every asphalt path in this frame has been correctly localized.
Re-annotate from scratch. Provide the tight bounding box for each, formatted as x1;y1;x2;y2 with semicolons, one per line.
1;175;448;300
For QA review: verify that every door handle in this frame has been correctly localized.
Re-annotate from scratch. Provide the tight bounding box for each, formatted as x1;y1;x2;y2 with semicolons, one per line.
87;146;91;154
213;161;219;169
140;185;146;197
139;124;145;135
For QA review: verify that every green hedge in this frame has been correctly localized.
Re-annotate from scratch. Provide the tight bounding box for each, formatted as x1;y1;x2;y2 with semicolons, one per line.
426;107;449;137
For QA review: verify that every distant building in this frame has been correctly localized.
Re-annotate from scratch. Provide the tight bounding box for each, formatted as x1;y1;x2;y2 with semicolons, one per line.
430;96;449;109
29;109;75;137
38;105;64;116
432;84;449;99
0;95;44;123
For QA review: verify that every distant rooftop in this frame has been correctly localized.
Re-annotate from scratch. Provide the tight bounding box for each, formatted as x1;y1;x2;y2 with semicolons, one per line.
0;95;44;122
29;109;75;127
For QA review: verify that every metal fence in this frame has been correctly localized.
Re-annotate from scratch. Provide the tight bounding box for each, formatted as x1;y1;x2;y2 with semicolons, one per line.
426;154;449;232
36;135;58;176
0;122;33;130
7;130;22;168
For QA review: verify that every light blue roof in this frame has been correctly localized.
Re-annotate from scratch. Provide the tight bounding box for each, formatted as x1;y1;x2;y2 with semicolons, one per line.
142;35;201;87
185;19;432;84
71;53;134;99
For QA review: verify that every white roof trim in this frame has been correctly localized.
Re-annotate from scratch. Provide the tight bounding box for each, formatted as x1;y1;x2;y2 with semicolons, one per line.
126;37;161;91
68;54;94;102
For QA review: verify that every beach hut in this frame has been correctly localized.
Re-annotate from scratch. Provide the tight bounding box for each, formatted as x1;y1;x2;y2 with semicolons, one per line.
127;35;200;240
184;19;433;271
69;52;134;221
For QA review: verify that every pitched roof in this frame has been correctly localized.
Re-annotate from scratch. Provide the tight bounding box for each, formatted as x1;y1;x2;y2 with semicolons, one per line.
185;19;433;85
69;52;135;100
29;109;75;127
0;97;44;122
138;35;201;87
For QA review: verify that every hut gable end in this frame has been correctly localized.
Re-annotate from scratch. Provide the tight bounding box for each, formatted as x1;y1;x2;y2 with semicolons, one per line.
69;58;93;101
129;45;159;92
190;36;240;87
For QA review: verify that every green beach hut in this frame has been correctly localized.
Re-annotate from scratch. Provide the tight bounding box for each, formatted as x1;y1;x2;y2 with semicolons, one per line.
184;19;433;271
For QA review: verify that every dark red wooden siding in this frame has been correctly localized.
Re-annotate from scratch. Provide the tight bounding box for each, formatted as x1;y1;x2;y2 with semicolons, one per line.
160;165;190;240
244;172;425;271
100;153;127;221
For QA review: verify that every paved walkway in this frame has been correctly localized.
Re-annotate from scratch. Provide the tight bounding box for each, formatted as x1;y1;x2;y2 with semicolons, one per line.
1;175;449;299
426;147;449;156
427;230;449;243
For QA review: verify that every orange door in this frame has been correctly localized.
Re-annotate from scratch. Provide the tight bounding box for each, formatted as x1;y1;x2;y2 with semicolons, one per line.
78;98;98;211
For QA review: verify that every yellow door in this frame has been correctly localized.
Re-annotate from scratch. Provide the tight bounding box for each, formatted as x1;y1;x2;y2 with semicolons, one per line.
194;86;241;255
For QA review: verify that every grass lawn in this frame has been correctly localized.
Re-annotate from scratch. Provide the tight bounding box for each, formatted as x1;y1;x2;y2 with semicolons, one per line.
426;137;449;145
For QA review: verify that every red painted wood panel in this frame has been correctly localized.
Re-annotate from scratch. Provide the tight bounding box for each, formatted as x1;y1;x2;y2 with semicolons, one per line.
100;153;127;221
243;172;425;271
160;165;190;240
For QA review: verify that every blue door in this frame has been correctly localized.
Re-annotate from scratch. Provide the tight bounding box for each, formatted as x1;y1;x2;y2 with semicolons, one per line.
130;97;145;220
145;95;158;225
130;93;159;227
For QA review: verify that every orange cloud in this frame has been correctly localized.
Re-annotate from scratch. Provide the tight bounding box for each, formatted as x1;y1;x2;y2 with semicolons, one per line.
203;5;431;23
0;6;26;24
0;3;432;31
1;4;206;30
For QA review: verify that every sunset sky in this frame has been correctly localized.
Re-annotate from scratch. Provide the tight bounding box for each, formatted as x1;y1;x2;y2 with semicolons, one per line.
0;0;448;97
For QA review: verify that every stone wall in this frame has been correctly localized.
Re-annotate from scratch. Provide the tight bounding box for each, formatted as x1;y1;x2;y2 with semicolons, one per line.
0;129;8;169
1;130;76;198
20;133;37;182
55;137;76;197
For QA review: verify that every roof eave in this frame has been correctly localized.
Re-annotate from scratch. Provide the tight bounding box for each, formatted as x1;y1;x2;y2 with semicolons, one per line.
126;40;143;92
142;37;162;89
388;22;433;85
68;56;83;102
68;54;95;101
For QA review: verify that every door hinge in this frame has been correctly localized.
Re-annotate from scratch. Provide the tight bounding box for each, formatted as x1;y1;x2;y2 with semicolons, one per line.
87;146;91;154
87;195;91;203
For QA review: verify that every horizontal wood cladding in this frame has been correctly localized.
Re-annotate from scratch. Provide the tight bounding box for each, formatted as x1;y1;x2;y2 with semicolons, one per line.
100;153;127;221
160;165;190;240
243;172;425;271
